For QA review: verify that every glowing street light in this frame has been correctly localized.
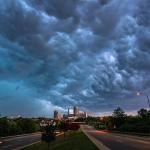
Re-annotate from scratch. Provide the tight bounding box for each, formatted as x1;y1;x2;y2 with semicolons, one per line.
136;92;140;96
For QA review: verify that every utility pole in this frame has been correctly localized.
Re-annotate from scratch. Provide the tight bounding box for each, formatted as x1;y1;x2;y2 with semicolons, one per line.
146;95;150;108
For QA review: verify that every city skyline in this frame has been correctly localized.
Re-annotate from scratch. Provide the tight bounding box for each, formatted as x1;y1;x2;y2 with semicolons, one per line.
0;0;150;117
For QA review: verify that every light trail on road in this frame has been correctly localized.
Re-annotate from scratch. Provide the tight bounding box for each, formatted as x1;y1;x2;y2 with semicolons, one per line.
82;125;150;150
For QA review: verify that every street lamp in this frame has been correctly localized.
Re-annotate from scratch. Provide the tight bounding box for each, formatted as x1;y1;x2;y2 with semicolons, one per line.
146;95;150;108
136;92;150;108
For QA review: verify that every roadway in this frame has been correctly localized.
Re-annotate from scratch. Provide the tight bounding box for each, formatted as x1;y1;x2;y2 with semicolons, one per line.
82;125;150;150
0;133;41;150
1;127;150;150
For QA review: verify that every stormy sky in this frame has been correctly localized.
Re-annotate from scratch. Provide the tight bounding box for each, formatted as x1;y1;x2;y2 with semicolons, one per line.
0;0;150;117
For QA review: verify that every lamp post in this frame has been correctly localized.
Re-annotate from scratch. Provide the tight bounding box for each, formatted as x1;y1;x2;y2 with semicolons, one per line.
136;92;150;108
146;95;150;108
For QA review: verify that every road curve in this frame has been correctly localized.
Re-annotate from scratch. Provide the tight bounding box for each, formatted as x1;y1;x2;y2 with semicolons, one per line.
0;133;41;150
82;125;150;150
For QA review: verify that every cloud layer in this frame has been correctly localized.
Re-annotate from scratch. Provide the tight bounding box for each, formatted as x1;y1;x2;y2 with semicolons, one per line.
0;0;150;116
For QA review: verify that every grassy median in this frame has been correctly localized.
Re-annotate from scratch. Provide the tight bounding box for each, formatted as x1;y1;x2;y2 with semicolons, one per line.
22;130;99;150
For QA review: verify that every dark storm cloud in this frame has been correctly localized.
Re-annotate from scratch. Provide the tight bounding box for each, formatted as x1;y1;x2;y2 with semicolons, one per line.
28;0;78;19
0;0;150;116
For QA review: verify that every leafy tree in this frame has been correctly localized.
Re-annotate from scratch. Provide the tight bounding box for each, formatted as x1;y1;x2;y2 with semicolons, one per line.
112;107;126;128
0;117;40;137
105;116;114;129
0;117;9;136
148;110;150;118
113;107;126;118
16;118;38;133
8;121;18;135
138;108;148;119
41;121;57;149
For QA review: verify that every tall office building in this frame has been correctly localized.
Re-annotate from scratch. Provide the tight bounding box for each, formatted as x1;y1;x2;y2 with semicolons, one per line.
54;110;61;120
68;108;70;115
74;106;79;116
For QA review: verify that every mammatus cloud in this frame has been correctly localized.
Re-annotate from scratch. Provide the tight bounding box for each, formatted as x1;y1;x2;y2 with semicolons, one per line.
0;0;150;117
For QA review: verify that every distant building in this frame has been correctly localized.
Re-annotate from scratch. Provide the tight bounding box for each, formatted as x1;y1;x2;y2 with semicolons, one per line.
79;112;88;118
54;110;61;120
74;106;79;116
63;106;88;121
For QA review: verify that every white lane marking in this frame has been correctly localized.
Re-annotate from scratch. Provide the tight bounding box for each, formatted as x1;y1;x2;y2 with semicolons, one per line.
3;134;41;142
14;141;40;150
1;132;41;139
13;132;64;150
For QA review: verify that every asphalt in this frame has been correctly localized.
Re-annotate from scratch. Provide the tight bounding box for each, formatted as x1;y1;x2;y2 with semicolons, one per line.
0;133;41;150
82;125;150;150
1;127;150;150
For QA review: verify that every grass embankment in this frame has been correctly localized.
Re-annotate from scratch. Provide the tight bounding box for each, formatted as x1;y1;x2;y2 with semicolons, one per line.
22;130;99;150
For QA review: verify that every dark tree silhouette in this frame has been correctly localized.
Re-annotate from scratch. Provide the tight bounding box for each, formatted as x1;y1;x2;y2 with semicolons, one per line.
138;108;149;119
112;107;126;128
41;121;57;149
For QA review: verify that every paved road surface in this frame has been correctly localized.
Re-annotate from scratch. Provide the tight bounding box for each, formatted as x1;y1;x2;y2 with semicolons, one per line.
82;125;150;150
0;133;41;150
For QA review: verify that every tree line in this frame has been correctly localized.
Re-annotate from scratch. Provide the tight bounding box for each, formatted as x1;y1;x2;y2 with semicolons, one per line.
111;107;150;133
0;117;40;137
75;108;150;133
1;108;150;137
